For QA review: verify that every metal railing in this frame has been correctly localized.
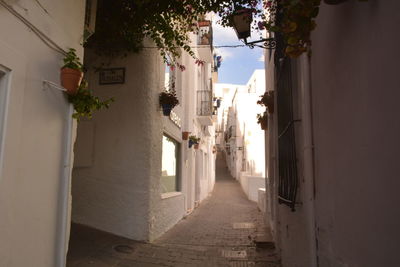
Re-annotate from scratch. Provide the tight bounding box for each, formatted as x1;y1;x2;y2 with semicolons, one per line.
196;90;213;116
277;54;299;212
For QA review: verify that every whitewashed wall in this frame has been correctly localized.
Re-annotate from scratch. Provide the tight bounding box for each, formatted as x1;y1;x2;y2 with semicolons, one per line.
72;44;165;241
268;2;400;267
0;1;85;266
72;32;216;242
311;2;400;266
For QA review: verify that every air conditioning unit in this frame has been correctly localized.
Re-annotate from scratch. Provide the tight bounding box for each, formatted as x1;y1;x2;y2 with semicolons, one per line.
84;0;98;42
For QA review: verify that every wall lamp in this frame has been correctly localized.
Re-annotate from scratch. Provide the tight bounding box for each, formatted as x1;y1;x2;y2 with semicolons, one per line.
231;9;276;49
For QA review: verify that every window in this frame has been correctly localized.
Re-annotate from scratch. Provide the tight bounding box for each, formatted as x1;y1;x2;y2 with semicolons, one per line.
161;135;180;193
0;66;10;173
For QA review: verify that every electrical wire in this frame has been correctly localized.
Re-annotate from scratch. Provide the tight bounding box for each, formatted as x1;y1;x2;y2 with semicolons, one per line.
0;0;67;56
142;44;263;49
0;0;262;54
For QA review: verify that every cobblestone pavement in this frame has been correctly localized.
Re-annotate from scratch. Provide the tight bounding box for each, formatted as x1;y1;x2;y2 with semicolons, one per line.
67;154;280;267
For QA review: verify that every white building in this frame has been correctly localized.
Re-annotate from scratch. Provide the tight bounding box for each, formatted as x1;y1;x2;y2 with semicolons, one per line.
264;1;400;267
215;70;266;202
0;1;217;266
71;15;217;243
0;1;85;266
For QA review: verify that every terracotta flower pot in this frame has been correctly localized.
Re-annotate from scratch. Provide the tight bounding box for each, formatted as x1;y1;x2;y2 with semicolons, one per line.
182;131;190;140
194;144;199;149
60;68;83;95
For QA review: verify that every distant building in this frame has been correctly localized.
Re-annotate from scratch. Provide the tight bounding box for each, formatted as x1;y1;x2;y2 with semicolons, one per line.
215;69;266;202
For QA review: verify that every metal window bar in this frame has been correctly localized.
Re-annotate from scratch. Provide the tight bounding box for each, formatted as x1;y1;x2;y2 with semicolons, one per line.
276;50;298;212
197;90;212;116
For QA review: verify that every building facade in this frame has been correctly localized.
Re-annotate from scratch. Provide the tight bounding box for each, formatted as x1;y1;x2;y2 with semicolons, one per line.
0;1;85;266
0;1;217;266
70;15;217;243
265;1;400;267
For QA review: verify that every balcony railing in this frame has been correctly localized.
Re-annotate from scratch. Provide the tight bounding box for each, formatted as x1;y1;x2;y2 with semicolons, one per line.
197;90;212;116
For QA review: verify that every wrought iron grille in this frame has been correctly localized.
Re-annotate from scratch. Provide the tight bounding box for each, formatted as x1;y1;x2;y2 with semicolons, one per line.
276;43;298;211
197;90;212;116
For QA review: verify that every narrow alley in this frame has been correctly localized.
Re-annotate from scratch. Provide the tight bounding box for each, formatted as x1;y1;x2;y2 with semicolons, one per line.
67;153;280;267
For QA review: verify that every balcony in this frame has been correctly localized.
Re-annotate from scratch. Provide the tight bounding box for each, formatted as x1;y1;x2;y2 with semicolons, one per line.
197;20;213;63
197;90;213;126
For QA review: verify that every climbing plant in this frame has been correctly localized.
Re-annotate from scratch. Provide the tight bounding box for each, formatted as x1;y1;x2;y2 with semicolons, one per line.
86;0;259;66
86;0;368;64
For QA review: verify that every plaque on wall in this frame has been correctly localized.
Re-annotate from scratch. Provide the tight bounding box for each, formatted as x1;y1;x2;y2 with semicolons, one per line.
99;68;125;85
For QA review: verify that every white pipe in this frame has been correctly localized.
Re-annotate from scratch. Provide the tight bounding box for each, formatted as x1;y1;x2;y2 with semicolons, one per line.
299;54;318;267
54;104;74;267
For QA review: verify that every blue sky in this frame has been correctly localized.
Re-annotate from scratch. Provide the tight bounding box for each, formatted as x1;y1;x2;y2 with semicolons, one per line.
212;19;265;85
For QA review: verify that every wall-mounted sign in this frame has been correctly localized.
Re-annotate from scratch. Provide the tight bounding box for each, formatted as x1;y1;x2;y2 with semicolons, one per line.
99;68;125;85
169;111;181;129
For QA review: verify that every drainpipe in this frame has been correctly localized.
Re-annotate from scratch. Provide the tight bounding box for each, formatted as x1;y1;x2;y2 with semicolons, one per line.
299;54;318;267
55;104;74;267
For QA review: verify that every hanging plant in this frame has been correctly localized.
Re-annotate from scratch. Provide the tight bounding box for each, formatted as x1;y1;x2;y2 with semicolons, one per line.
85;0;256;66
257;91;274;114
60;48;83;95
68;80;114;120
260;0;368;58
257;112;268;130
159;90;179;116
188;135;200;148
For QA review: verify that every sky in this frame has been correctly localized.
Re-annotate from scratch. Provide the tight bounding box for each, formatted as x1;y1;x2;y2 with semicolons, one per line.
212;18;265;85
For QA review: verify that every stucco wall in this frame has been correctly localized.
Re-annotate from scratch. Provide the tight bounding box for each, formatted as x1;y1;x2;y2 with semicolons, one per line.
72;46;162;241
240;173;265;202
0;1;85;266
311;2;400;266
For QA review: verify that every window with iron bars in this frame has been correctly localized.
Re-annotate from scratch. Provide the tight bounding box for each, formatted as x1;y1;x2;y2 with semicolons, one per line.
276;32;299;212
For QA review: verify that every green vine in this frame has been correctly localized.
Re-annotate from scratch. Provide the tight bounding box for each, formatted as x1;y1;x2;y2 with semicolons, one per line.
68;80;114;120
86;0;258;66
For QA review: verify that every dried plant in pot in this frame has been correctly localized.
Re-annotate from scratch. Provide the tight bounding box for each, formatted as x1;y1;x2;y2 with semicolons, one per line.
159;90;179;116
257;91;274;114
257;112;268;131
61;48;83;95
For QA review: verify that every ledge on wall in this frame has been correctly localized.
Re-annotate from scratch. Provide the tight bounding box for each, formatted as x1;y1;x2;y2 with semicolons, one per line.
161;192;183;199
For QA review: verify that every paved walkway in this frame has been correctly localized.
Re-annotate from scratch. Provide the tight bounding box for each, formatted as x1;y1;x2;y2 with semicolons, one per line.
67;153;280;267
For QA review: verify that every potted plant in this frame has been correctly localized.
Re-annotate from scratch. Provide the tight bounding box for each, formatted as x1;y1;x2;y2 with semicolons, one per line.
182;131;191;140
68;80;114;120
188;135;200;148
257;112;268;130
216;98;222;108
257;91;274;114
61;48;84;95
159;90;179;116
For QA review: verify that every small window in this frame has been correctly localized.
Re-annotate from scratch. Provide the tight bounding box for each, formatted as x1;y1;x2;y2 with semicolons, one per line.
161;135;180;193
0;66;10;171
